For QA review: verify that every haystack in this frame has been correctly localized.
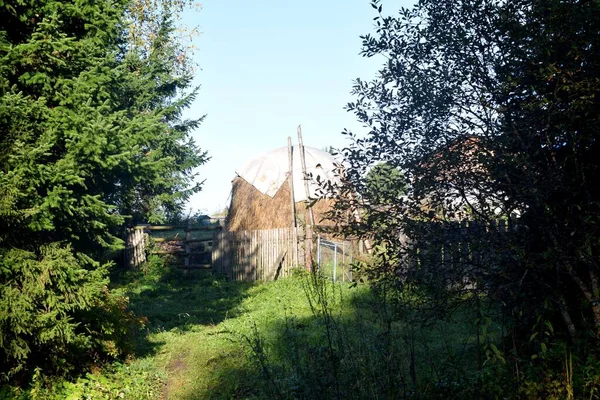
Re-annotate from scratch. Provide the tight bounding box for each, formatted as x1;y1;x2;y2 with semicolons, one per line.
226;146;340;232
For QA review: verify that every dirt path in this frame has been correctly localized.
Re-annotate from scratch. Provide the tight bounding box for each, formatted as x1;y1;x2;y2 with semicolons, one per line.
161;353;189;400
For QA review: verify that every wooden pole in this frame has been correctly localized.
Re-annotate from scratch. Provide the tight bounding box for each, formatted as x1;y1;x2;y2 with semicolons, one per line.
297;125;314;271
288;137;300;269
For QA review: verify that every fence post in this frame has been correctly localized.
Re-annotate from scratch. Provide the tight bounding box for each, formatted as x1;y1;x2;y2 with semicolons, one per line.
333;242;337;282
125;227;146;269
297;126;314;271
342;242;346;282
212;228;220;275
317;235;321;272
140;228;146;266
349;242;353;282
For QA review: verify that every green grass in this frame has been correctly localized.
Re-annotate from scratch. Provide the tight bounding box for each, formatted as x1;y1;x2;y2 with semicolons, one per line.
15;256;492;399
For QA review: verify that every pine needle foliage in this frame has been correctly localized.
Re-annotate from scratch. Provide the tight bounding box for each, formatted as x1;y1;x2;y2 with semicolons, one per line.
0;0;207;383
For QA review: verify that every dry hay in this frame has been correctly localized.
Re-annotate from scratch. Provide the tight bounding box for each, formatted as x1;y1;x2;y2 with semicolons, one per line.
225;176;336;232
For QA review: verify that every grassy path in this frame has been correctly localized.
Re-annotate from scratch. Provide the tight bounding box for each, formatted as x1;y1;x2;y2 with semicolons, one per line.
112;262;314;399
33;258;478;399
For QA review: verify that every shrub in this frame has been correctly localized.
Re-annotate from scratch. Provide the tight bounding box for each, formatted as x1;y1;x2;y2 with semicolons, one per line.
0;244;144;384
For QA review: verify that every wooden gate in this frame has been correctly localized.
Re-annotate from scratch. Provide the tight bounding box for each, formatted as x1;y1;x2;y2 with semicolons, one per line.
126;223;221;269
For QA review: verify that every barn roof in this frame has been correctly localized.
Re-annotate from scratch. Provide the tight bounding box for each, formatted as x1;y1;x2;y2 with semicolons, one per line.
235;146;340;202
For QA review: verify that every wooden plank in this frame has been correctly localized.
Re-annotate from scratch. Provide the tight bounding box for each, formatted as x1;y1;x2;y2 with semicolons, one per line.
234;231;239;281
216;230;224;276
241;230;245;281
253;229;258;281
210;231;217;272
137;224;222;231
248;230;254;281
211;231;218;273
226;231;231;279
136;229;141;266
219;230;225;276
243;231;248;281
218;231;223;277
142;225;187;230
264;229;269;281
270;249;287;281
269;228;274;280
260;229;265;280
287;228;291;276
289;228;294;275
270;230;274;279
259;230;264;281
226;230;232;279
218;230;224;275
131;229;137;268
275;228;280;278
153;248;211;256
237;231;241;281
226;231;231;280
262;229;267;281
154;238;213;244
286;228;292;276
256;230;261;281
281;228;287;277
151;250;183;254
178;264;212;270
187;251;210;256
132;229;138;267
186;225;222;232
229;231;232;278
253;230;257;281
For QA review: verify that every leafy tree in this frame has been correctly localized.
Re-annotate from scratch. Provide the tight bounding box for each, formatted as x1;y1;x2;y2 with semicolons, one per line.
331;0;600;395
0;0;206;383
364;162;406;205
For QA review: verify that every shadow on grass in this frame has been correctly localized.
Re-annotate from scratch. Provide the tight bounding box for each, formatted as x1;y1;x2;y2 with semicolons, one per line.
111;256;255;358
176;275;491;400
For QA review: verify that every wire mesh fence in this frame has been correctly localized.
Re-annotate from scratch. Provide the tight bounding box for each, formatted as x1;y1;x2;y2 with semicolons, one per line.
316;236;354;282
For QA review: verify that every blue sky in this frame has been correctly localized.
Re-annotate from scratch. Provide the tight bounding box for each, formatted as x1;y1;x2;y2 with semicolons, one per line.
183;0;412;214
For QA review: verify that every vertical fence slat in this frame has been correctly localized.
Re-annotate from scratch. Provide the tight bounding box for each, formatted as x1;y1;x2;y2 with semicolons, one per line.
212;226;354;282
252;230;257;281
256;229;261;281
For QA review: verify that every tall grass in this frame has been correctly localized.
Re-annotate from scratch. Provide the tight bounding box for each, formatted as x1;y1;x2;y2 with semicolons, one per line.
234;271;503;399
10;256;593;399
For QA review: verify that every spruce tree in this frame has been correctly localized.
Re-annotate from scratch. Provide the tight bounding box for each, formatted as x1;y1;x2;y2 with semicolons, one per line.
0;0;206;382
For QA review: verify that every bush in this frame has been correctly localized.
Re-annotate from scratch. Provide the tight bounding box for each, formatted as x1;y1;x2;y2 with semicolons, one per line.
0;244;144;384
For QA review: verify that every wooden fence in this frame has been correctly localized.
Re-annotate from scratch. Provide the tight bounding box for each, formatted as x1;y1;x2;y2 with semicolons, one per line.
125;218;515;284
407;218;520;289
212;227;299;281
125;223;221;269
126;224;302;281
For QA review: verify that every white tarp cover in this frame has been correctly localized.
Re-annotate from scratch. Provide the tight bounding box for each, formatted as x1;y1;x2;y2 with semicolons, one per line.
235;146;340;202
